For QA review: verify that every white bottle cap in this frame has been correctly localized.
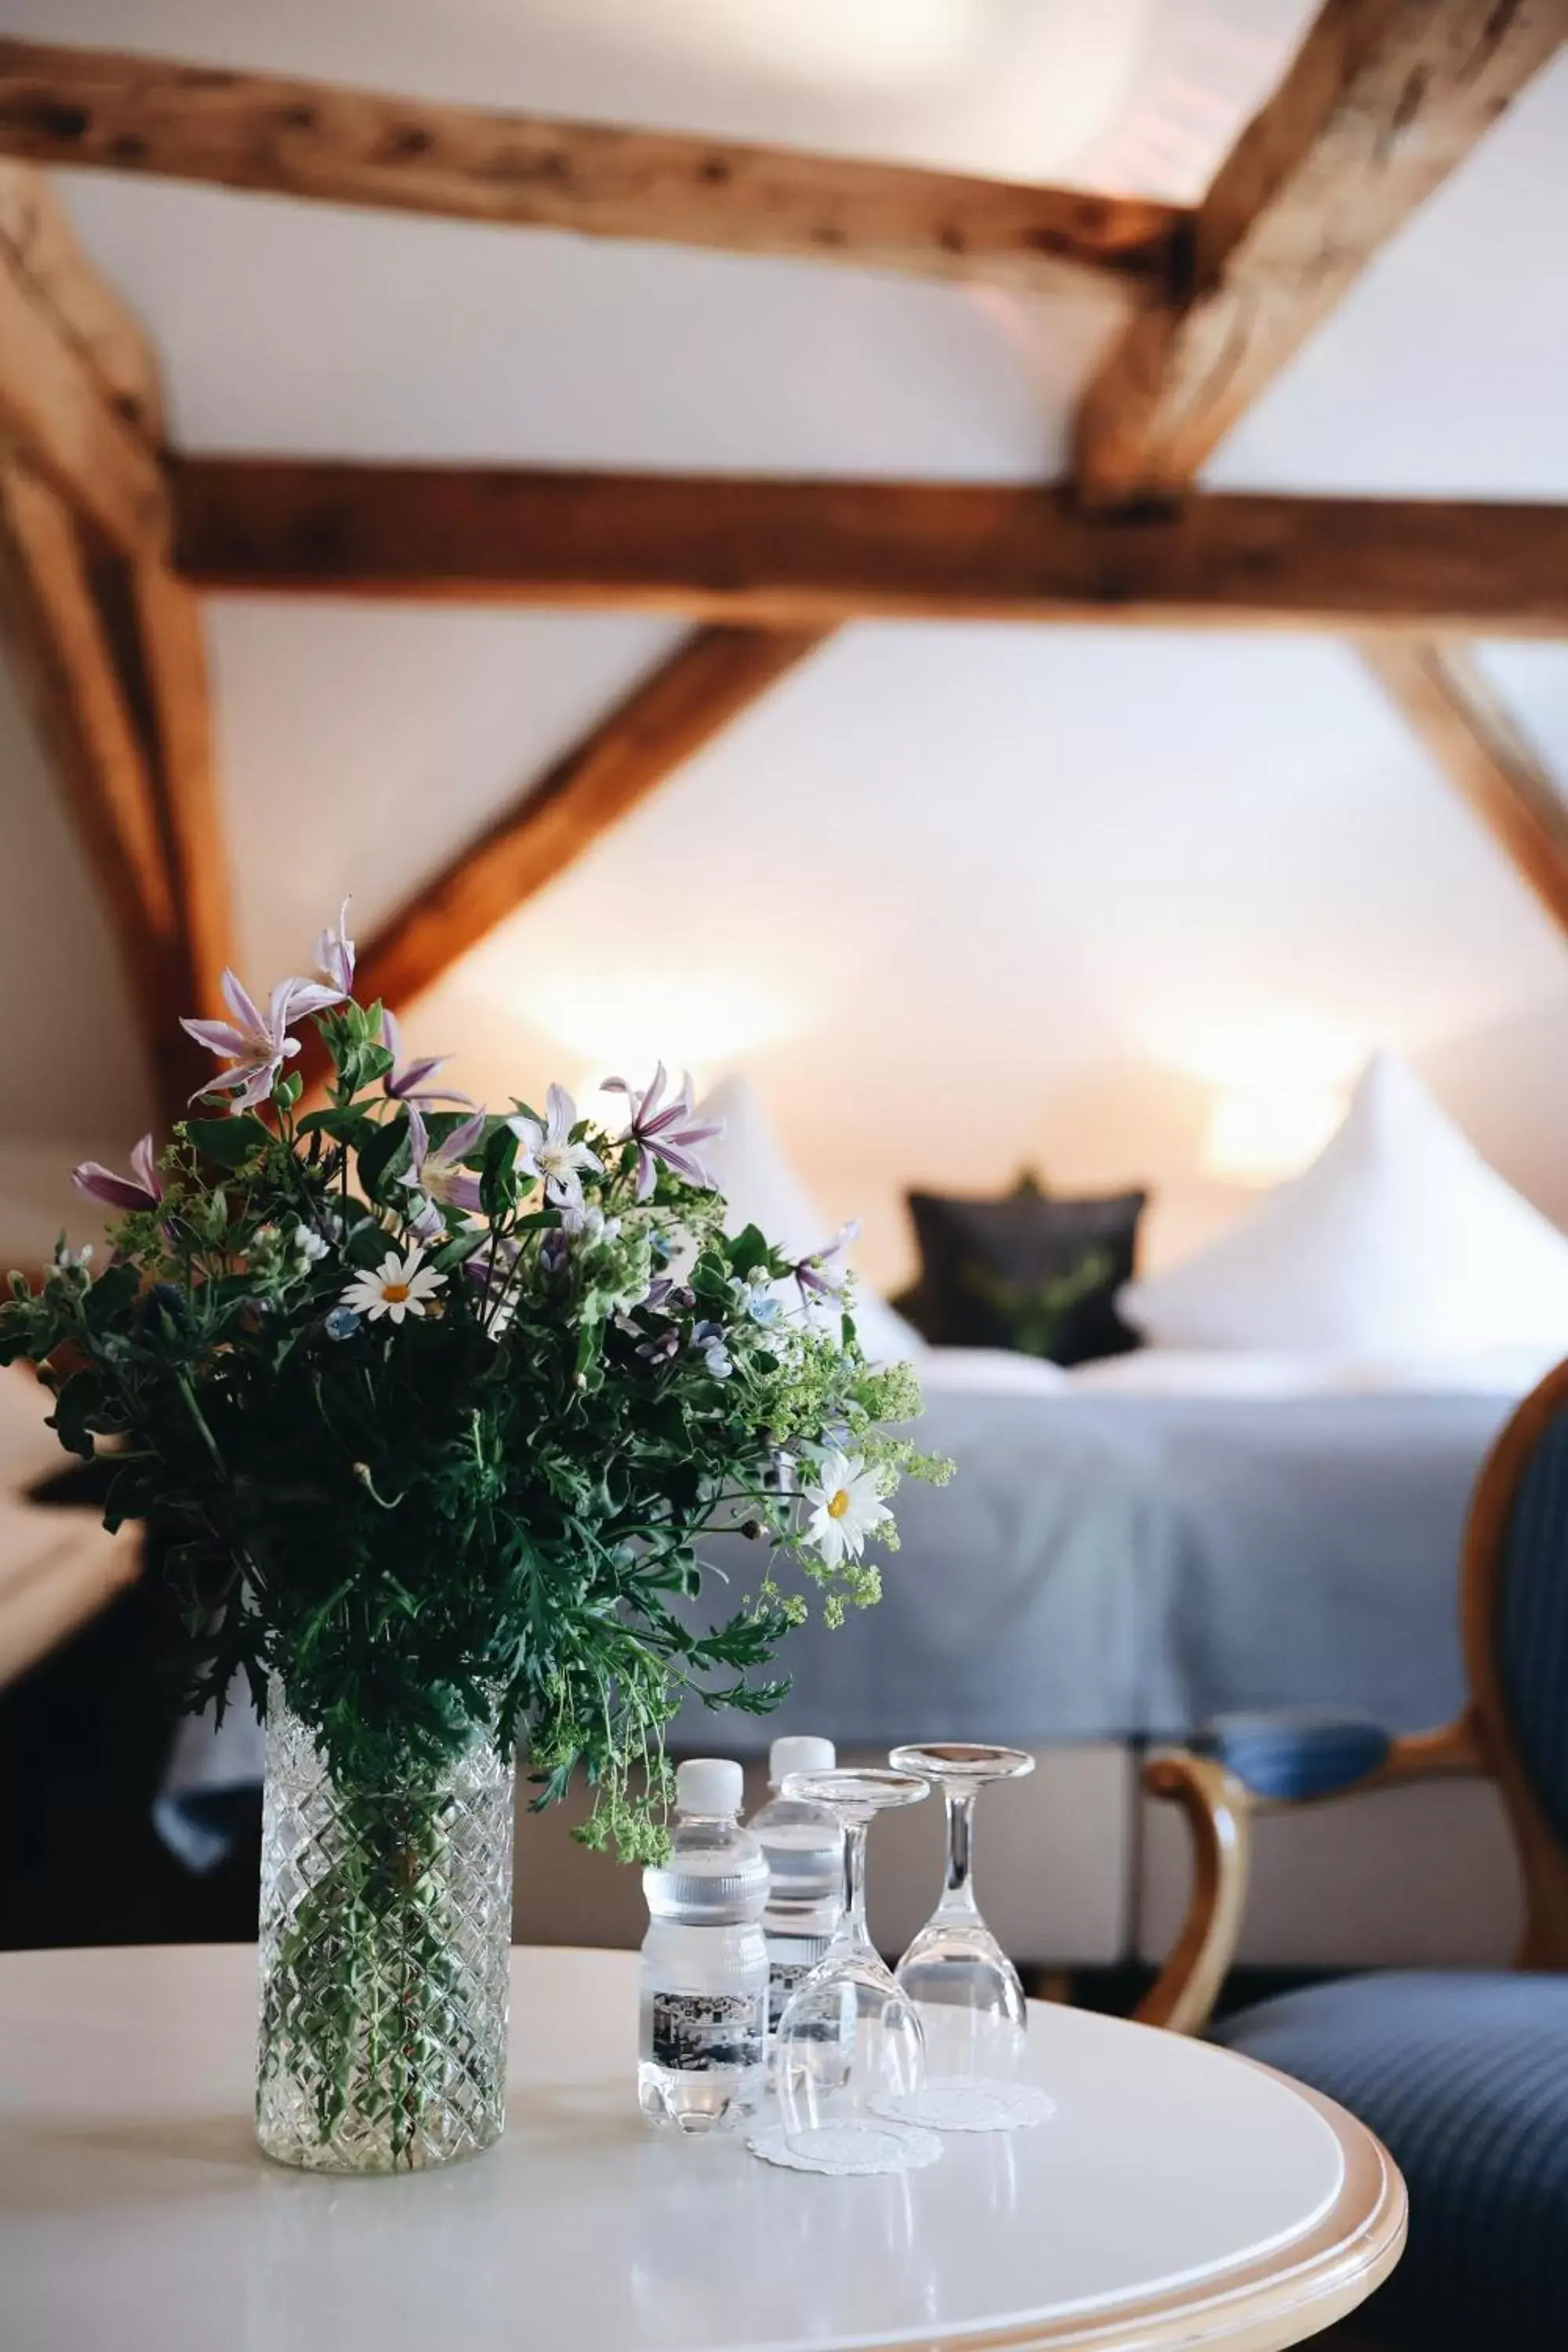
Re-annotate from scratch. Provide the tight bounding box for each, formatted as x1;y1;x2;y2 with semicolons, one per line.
676;1758;744;1816
769;1736;837;1786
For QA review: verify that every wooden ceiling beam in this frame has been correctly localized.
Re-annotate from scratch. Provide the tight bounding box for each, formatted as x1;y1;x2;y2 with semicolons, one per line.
171;459;1568;637
0;456;190;1112
350;622;830;1022
0;38;1184;306
1360;637;1568;938
0;169;166;557
0;163;232;1111
0;160;163;441
1075;0;1568;507
125;560;232;1018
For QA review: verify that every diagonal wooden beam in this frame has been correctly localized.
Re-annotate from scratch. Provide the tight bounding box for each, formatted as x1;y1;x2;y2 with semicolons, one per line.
0;38;1185;305
351;623;831;1022
0;456;189;1109
0;159;162;441
1075;0;1568;506
125;559;231;1018
1359;637;1568;937
76;539;233;1022
0;169;166;556
0;162;231;1112
170;459;1568;638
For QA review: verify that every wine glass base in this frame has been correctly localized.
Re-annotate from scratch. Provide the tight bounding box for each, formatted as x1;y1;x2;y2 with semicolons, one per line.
748;2119;943;2175
872;2080;1057;2133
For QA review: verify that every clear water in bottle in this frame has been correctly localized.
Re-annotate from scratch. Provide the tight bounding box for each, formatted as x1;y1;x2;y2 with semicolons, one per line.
750;1736;844;2041
637;1758;769;2134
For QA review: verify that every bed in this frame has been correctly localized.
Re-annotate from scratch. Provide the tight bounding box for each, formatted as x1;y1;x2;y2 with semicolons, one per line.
714;1347;1546;1751
654;1342;1549;1976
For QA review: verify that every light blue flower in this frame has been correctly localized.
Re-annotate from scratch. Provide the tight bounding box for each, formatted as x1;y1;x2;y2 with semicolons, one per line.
325;1305;361;1341
692;1321;734;1379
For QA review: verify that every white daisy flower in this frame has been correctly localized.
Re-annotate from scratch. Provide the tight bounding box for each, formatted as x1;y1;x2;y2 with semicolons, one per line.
802;1450;891;1570
339;1246;445;1327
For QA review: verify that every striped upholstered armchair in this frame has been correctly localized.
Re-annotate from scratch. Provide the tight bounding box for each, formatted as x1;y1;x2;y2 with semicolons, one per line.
1138;1356;1568;2352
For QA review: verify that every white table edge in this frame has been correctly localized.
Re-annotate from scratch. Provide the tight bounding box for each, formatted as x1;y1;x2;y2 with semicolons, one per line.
0;1947;1406;2352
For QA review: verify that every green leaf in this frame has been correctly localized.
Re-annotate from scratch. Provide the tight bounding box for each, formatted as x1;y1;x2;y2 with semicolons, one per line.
103;1459;153;1532
356;1110;409;1203
433;1229;488;1273
83;1259;140;1333
343;1221;394;1270
296;1106;373;1144
726;1223;771;1279
49;1367;103;1459
480;1125;519;1218
184;1116;270;1170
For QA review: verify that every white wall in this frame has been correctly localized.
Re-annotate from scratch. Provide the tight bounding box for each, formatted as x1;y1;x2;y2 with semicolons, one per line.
1421;992;1568;1236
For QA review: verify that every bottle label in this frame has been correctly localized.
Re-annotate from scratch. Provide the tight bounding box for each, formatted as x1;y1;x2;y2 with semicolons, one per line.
768;1959;814;2033
651;1989;764;2073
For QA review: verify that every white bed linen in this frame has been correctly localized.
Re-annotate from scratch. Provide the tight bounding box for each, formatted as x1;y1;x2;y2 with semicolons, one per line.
918;1343;1559;1401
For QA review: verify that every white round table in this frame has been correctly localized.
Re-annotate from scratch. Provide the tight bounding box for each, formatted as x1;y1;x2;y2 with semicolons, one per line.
0;1945;1403;2352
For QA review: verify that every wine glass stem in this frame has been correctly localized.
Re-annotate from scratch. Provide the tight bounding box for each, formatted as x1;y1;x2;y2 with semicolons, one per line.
840;1819;871;1946
938;1788;981;1918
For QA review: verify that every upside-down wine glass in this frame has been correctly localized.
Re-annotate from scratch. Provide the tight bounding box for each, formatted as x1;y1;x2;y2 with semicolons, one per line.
774;1769;931;2165
889;1744;1036;2092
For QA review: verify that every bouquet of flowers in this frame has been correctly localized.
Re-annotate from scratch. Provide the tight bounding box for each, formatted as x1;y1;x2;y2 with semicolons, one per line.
1;905;944;1846
0;904;947;2170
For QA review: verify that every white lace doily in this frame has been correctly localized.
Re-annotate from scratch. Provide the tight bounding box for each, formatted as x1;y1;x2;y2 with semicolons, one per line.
746;2119;944;2176
872;2078;1057;2132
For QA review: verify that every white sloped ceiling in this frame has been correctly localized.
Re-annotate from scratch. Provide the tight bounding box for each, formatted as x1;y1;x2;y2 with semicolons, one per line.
0;0;1563;1281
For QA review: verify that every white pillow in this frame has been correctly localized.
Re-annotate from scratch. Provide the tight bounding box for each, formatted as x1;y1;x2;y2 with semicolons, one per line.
1120;1053;1568;1357
695;1074;924;1367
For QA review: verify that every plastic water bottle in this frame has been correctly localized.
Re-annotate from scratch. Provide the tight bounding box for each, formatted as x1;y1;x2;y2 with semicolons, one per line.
637;1758;769;2134
750;1736;844;2040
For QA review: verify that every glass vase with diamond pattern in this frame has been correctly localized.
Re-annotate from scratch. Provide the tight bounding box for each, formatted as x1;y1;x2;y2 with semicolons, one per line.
256;1690;515;2172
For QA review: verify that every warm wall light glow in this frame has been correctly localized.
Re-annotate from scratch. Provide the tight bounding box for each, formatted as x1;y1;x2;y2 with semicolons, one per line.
1151;1011;1367;1186
527;971;800;1094
1153;1010;1368;1097
1202;1083;1347;1185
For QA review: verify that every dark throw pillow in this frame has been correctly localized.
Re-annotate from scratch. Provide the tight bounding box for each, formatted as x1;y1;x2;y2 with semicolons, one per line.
901;1174;1147;1366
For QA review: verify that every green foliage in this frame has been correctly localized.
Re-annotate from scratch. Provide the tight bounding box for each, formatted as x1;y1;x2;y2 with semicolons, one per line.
1;999;948;1862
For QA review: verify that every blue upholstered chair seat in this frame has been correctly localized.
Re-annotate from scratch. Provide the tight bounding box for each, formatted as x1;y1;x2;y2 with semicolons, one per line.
1216;1972;1568;2349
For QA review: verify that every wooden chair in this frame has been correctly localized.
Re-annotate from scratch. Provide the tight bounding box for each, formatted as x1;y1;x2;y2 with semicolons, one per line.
1135;1355;1568;2350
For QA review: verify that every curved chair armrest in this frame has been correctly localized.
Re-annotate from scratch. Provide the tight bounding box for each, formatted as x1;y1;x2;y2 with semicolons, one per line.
1367;1713;1488;1791
1134;1713;1489;2038
1207;1708;1489;1809
1134;1751;1252;2038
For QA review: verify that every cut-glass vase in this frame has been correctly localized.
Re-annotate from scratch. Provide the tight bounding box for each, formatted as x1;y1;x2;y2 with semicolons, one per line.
256;1690;515;2172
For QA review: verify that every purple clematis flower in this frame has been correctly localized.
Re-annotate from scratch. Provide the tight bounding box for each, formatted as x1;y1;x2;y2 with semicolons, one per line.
380;1008;474;1108
182;969;344;1113
404;1194;446;1248
72;1134;163;1213
398;1102;488;1218
315;898;355;996
793;1219;860;1308
463;1238;520;1338
509;1085;602;1212
601;1064;724;1202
